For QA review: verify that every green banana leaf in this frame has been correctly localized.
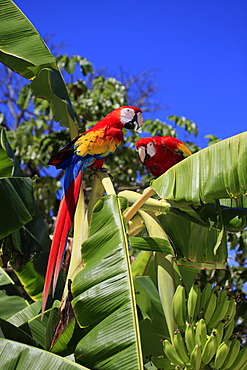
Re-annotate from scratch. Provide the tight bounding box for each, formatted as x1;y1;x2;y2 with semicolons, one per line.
0;268;29;320
51;318;87;356
0;338;89;369
3;300;60;350
0;291;28;320
0;0;77;136
151;131;247;205
14;261;44;301
20;303;60;349
0;129;51;299
131;251;154;278
11;200;53;301
0;129;24;177
148;356;174;369
0;146;13;178
31;68;77;133
194;203;247;232
0;0;56;79
135;276;163;316
0;177;34;239
129;236;174;254
134;277;168;359
158;213;227;269
3;300;61;355
7;300;42;327
0;265;14;285
72;195;143;369
0;318;37;347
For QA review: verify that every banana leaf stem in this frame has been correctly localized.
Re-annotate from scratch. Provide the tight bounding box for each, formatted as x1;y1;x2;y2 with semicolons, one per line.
96;171;116;195
125;187;156;222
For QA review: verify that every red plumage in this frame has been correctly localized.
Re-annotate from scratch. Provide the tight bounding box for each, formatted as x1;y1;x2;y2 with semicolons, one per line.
136;136;192;177
42;106;143;317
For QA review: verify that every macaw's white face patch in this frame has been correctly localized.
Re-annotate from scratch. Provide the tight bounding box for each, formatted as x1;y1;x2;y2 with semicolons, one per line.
146;141;156;157
120;108;135;125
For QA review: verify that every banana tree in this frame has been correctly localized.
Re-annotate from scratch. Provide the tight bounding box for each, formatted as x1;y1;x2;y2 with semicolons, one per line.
1;1;247;369
2;127;247;368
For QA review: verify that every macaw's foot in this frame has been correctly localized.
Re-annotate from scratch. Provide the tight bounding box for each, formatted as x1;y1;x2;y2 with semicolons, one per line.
93;167;108;172
89;168;113;181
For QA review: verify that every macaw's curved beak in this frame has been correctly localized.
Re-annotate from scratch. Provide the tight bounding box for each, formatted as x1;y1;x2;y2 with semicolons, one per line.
124;112;143;130
136;112;143;129
137;146;150;163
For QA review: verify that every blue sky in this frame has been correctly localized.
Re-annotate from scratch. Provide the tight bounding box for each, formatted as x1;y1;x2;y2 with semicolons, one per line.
15;0;247;148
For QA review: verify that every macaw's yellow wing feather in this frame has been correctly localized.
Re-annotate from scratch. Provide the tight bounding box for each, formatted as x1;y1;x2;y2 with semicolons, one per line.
74;127;123;158
176;142;192;157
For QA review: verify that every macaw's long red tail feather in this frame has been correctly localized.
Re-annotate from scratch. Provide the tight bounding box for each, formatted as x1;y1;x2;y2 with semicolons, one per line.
41;171;83;317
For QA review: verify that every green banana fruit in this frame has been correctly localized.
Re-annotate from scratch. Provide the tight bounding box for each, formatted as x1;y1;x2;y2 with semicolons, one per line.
200;282;213;314
172;284;187;328
189;344;201;370
221;338;240;369
213;321;224;347
173;329;190;364
224;297;236;325
214;339;231;369
223;316;235;341
187;283;201;322
162;339;185;367
208;289;230;329
226;346;247;370
201;333;217;364
195;318;207;349
204;290;217;324
185;321;196;355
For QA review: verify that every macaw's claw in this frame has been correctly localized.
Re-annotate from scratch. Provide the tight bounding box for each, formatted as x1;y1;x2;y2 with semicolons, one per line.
93;167;108;172
89;167;114;181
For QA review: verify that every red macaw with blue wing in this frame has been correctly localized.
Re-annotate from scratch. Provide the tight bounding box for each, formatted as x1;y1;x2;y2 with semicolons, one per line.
42;106;143;315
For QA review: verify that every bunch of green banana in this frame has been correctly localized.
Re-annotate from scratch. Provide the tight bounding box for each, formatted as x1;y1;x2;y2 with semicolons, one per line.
162;325;217;369
163;326;247;369
172;281;237;330
163;281;245;369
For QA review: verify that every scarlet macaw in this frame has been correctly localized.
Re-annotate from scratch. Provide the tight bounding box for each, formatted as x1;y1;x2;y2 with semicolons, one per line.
42;106;143;315
136;136;191;177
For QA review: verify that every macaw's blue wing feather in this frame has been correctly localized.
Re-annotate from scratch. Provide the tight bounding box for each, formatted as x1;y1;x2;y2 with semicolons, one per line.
63;157;94;192
48;136;78;170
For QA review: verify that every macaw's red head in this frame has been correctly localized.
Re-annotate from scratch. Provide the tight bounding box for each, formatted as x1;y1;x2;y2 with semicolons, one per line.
136;136;192;177
104;106;143;130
